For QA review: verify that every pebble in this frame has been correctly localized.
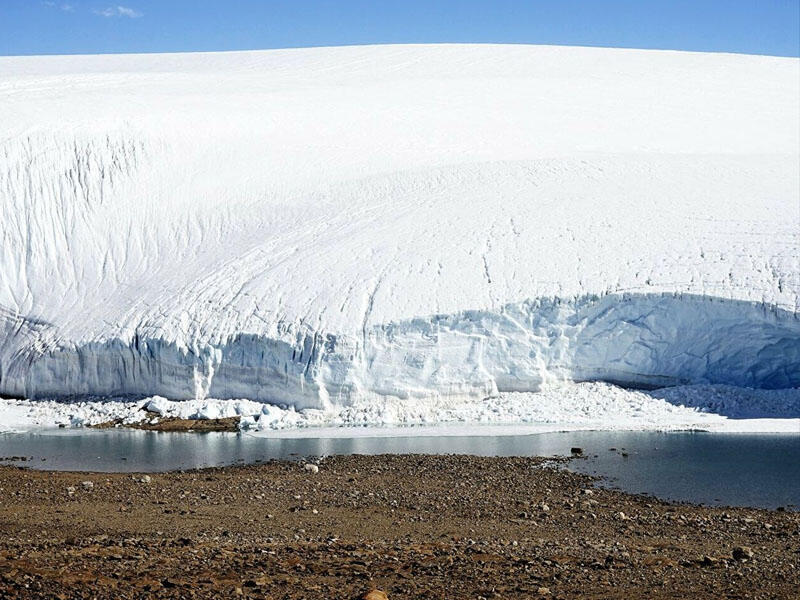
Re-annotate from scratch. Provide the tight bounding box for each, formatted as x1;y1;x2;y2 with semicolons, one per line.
362;590;388;600
81;481;94;490
537;586;551;596
0;453;786;598
304;464;319;474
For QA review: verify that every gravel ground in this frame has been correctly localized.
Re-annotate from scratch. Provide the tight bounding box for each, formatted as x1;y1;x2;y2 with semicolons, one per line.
0;454;797;599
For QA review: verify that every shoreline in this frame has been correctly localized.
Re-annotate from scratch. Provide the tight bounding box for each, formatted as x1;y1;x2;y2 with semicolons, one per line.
1;454;797;599
3;380;799;436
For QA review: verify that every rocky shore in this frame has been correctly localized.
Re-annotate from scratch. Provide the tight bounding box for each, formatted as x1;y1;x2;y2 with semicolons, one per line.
0;455;797;599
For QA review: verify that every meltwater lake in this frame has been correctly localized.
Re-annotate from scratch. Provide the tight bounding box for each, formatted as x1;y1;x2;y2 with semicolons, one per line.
1;429;798;510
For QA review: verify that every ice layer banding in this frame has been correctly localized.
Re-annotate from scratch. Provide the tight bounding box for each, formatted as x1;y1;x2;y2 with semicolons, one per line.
1;44;798;411
1;293;799;408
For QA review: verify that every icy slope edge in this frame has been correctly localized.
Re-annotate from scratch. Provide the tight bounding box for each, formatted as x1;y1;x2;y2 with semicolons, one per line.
1;293;797;407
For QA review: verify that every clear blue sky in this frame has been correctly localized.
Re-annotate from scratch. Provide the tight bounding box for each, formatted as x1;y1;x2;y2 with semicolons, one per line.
1;1;798;57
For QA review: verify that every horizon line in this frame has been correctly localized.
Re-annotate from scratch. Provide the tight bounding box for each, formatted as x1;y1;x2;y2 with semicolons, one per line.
1;41;798;60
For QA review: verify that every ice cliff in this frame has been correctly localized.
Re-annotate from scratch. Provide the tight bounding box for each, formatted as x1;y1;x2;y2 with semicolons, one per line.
1;45;798;409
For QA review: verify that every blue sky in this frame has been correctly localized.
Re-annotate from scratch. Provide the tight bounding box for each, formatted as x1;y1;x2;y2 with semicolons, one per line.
1;1;798;57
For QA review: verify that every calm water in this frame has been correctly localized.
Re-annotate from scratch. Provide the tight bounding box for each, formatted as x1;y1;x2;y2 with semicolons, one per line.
1;429;798;510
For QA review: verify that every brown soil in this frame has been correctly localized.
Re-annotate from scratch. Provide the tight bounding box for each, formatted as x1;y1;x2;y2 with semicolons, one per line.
94;416;241;432
0;455;797;599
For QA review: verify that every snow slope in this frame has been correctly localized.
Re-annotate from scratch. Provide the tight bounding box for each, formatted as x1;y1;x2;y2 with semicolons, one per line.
0;45;798;415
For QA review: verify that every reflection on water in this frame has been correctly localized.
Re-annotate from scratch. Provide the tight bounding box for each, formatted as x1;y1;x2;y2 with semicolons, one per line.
1;429;798;510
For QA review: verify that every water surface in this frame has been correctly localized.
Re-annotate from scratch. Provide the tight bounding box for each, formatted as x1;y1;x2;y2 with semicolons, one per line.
1;429;797;510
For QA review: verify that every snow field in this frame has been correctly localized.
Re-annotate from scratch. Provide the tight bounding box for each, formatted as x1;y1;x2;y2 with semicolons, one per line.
1;45;797;424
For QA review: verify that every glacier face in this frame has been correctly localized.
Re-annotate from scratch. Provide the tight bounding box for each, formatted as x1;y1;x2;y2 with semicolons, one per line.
2;294;798;409
0;45;798;408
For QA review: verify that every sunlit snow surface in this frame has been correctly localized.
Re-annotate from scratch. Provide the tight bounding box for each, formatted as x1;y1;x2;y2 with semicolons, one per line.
1;383;798;435
0;45;798;430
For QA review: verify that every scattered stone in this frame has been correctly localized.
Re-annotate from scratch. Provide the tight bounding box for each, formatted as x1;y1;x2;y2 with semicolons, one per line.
536;586;551;596
81;481;94;490
570;447;583;456
362;590;388;600
66;486;76;496
0;454;790;599
304;463;319;474
616;511;627;521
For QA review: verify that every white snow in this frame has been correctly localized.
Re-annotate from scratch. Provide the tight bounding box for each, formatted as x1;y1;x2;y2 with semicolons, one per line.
0;382;797;435
0;44;798;424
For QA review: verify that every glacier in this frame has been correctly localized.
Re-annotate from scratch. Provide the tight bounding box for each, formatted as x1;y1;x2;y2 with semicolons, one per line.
0;44;798;425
